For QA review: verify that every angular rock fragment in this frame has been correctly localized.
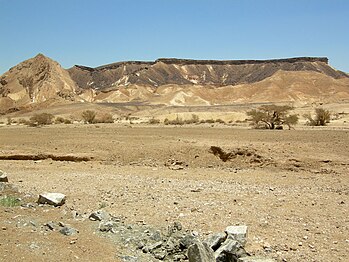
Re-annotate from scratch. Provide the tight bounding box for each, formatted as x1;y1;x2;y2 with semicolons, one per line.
225;225;248;246
204;232;227;251
215;238;247;262
89;210;110;221
59;226;78;236
187;240;215;262
180;234;197;249
0;170;8;182
98;221;116;232
38;193;66;206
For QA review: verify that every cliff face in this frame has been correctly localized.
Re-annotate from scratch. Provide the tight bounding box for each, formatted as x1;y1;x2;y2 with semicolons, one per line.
68;57;348;90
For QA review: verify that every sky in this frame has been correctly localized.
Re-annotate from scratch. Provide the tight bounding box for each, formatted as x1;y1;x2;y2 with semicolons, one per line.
1;0;349;74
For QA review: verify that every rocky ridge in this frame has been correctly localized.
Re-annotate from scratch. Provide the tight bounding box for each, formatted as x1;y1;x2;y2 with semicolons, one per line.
1;54;349;112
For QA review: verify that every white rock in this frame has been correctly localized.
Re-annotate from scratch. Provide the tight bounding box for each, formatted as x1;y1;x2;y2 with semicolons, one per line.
38;193;66;206
225;225;248;246
0;170;8;182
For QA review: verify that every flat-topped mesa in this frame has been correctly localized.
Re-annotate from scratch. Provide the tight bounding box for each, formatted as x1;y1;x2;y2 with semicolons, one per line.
67;56;347;90
74;61;155;72
74;57;329;71
156;57;329;65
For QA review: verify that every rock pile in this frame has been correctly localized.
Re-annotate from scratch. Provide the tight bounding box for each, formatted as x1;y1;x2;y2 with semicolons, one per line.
89;209;275;262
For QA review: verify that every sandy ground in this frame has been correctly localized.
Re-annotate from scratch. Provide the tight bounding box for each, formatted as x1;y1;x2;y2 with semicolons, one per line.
0;124;348;261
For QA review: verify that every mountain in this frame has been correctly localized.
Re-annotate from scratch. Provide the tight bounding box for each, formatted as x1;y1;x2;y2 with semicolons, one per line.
1;54;349;113
0;54;81;113
68;57;348;89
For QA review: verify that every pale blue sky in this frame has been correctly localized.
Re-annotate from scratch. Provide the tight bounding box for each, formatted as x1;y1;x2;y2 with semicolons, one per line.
1;0;348;74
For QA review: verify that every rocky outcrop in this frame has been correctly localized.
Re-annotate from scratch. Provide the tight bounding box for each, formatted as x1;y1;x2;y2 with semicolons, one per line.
0;54;81;113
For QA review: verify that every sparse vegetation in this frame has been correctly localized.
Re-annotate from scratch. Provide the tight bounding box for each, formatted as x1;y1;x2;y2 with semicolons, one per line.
18;118;30;125
303;108;331;126
29;113;54;127
82;110;97;124
7;117;12;125
148;118;160;124
0;195;21;207
246;105;298;130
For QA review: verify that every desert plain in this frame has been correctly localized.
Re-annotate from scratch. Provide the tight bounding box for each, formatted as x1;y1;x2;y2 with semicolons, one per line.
0;112;348;261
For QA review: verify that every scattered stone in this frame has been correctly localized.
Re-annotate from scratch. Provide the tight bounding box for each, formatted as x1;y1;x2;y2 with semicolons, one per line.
29;243;40;249
187;240;215;262
150;230;162;241
45;222;56;231
154;250;167;260
205;232;227;251
146;241;163;252
225;225;248;246
98;221;116;232
0;170;8;182
59;226;78;236
38;193;66;206
89;210;110;221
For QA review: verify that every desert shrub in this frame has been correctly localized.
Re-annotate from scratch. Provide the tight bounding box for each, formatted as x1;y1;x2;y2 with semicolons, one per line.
55;117;65;124
6;117;12;125
246;105;298;130
183;114;200;124
54;117;72;124
18;118;30;125
215;118;225;124
82;110;97;124
163;116;184;125
96;113;114;123
303;108;331;126
202;119;215;124
29;113;54;126
148;118;160;124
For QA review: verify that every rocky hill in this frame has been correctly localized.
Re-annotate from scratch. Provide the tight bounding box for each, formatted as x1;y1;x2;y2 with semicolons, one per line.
1;54;349;113
0;54;81;113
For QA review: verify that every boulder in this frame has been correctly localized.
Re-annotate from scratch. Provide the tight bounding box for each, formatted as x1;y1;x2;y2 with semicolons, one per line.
225;225;248;246
59;226;78;236
0;170;8;182
187;240;215;262
38;193;66;206
215;238;247;262
204;232;227;251
179;234;197;249
89;210;110;221
98;221;116;232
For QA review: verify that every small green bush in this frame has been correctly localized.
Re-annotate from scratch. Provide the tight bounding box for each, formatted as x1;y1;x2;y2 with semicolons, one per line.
0;195;21;207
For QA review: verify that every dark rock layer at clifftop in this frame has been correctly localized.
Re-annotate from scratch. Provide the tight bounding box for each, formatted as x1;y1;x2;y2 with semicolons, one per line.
67;57;348;90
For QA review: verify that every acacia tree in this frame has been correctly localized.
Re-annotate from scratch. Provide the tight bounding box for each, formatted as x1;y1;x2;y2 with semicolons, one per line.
246;105;298;130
